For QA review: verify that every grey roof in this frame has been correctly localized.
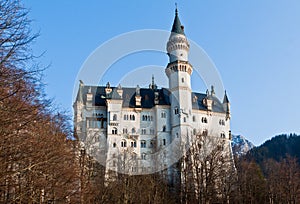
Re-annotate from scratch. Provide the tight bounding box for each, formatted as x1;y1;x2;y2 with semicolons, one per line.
171;9;185;35
75;85;226;113
192;93;225;113
76;86;170;108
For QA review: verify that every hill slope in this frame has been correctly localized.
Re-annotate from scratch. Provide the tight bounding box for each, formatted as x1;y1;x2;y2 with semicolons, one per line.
246;133;300;163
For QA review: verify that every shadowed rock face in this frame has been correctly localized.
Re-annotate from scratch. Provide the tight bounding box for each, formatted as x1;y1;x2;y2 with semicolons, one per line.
231;134;255;156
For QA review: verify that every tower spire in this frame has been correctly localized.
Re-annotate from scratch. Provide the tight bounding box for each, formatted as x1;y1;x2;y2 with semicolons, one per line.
171;5;185;35
149;74;157;90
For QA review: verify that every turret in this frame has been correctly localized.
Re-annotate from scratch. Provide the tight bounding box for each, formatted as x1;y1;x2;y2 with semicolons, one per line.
223;90;230;119
166;8;190;63
117;84;123;98
86;86;93;107
165;8;193;91
135;85;141;107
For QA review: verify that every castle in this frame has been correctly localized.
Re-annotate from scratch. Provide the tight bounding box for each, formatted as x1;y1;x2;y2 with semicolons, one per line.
73;9;232;183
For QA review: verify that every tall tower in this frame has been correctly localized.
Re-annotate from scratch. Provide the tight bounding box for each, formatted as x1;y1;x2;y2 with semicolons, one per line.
165;8;193;144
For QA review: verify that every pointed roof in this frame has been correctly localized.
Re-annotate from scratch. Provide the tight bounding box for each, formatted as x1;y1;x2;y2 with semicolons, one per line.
171;8;185;35
223;91;230;103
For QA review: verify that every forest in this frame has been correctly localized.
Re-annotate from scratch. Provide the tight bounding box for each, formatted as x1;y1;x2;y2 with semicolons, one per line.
0;1;299;203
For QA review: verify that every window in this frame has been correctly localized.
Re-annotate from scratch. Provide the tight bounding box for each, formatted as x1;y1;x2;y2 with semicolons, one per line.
141;153;146;160
112;128;117;135
113;114;117;121
121;140;127;147
141;140;146;148
192;115;196;122
123;128;128;134
183;117;186;122
193;129;197;135
174;107;179;115
131;128;136;134
221;133;226;138
181;77;184;83
131;141;137;148
150;140;154;148
150;128;155;135
162;125;166;132
130;114;135;121
203;129;208;136
201;117;208;123
113;143;116;148
141;128;146;135
163;139;166;146
219;119;225;126
161;112;166;118
142;114;152;121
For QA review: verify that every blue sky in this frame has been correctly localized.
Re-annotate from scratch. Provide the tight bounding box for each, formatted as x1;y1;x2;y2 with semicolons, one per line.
23;1;300;146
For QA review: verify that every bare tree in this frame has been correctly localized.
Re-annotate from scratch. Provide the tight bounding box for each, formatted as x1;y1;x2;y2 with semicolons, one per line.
179;133;236;204
264;156;300;204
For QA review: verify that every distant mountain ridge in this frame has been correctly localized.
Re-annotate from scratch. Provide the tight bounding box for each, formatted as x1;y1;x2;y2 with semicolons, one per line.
231;134;255;156
245;133;300;163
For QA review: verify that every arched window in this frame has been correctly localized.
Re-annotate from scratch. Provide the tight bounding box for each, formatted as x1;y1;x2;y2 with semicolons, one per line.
192;115;196;122
141;128;146;135
141;153;146;160
219;119;225;126
141;140;146;148
181;77;184;83
121;140;127;147
201;117;208;123
131;141;137;148
221;132;226;138
112;128;117;135
113;114;117;121
183;117;186;122
193;129;197;135
113;143;116;148
123;128;128;134
203;129;208;136
162;125;166;132
131;128;136;134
